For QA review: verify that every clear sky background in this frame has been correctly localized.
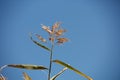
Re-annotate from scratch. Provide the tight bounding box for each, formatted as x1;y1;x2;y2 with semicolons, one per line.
0;0;120;80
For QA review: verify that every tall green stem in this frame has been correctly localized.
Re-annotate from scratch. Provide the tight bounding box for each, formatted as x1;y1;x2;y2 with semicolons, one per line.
48;42;54;80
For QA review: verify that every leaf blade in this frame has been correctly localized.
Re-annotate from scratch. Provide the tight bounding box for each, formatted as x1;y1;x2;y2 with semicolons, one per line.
8;64;48;70
50;67;67;80
53;60;93;80
30;33;51;51
23;72;32;80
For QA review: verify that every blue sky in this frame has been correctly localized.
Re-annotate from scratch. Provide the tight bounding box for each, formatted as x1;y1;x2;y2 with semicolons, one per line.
0;0;120;80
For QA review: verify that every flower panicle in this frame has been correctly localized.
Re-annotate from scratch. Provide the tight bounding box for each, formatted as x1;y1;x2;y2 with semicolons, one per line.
40;22;68;45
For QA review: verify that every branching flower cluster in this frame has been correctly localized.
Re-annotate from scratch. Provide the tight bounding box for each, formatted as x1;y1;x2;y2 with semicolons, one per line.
36;22;68;44
0;22;93;80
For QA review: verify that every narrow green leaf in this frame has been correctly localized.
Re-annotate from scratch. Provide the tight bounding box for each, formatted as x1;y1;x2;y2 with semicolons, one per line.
50;67;67;80
8;64;48;70
30;33;51;51
23;72;32;80
53;60;93;80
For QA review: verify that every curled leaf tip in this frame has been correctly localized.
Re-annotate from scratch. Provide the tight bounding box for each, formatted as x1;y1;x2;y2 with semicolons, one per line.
0;65;8;74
